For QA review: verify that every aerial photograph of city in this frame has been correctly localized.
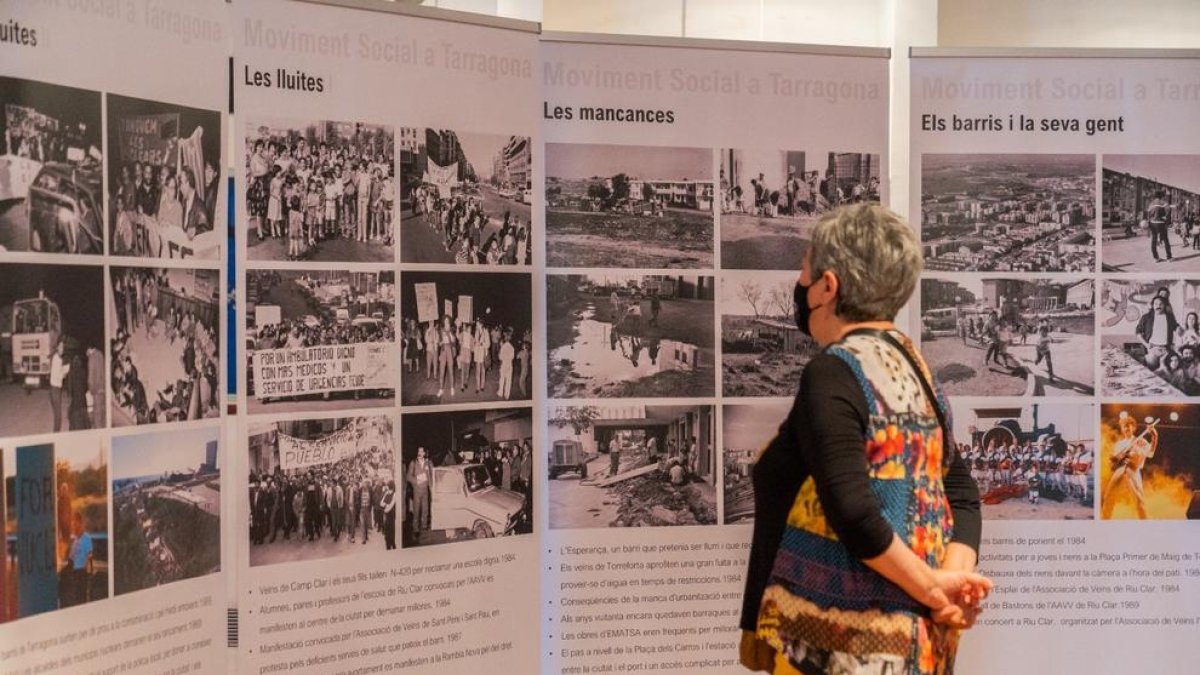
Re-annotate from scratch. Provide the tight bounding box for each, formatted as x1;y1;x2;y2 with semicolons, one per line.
920;154;1096;273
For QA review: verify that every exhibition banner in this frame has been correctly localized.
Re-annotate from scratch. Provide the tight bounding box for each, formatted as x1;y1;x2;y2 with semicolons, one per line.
540;33;889;674
0;2;228;674
910;49;1200;675
234;1;538;674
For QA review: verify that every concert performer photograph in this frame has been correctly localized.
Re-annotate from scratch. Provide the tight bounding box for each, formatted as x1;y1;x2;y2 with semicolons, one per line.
739;204;991;675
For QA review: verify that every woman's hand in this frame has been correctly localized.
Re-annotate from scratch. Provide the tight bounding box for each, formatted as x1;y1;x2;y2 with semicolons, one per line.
927;569;992;629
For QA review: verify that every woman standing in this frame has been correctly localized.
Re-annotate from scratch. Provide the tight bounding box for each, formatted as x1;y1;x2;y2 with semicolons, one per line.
740;205;990;675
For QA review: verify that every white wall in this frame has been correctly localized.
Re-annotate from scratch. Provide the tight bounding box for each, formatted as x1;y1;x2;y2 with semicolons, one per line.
939;0;1200;48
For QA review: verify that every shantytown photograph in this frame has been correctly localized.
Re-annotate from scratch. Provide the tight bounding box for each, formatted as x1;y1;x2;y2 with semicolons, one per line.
1101;154;1200;273
951;402;1094;521
245;269;396;415
247;414;398;566
0;263;106;439
546;403;717;529
244;116;395;263
400;406;533;548
547;273;715;399
1100;279;1200;398
721;270;817;397
399;128;532;265
545;142;714;268
920;154;1095;273
105;93;223;260
111;426;221;596
0;76;103;255
920;276;1095;397
719;148;880;270
722;401;790;525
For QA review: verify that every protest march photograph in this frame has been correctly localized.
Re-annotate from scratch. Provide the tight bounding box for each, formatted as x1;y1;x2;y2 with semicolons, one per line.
400;407;533;548
951;402;1094;520
112;426;221;596
105;94;222;260
244;117;395;263
721;270;817;397
720;148;880;269
545;143;714;268
920;276;1095;397
1100;279;1200;397
400;128;532;265
247;415;397;566
399;270;532;406
1101;154;1200;272
547;273;715;399
921;153;1095;273
245;269;396;415
546;403;717;529
0;76;103;255
722;401;789;525
1;436;108;623
1099;403;1200;521
0;263;106;438
109;267;220;427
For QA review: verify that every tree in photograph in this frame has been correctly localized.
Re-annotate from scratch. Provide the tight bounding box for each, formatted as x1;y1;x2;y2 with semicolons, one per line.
549;406;601;435
768;281;794;322
611;173;631;202
738;280;764;318
642;182;656;204
587;181;612;204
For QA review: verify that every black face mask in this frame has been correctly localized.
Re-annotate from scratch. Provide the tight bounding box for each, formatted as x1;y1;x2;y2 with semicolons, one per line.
794;280;817;336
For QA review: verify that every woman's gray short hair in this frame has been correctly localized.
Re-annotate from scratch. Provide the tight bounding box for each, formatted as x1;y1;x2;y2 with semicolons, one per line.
808;204;922;322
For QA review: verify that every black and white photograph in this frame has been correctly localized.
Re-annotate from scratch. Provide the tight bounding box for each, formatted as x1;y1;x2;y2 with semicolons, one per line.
920;154;1095;273
109;266;220;426
721;270;816;397
0;76;103;255
247;415;397;566
1101;154;1200;272
399;270;532;406
547;273;715;399
0;263;105;438
920;277;1095;397
112;427;221;596
722;402;789;525
952;402;1094;520
400;128;532;265
400;407;533;547
244;117;395;262
547;403;717;529
245;269;396;414
106;94;222;260
1;437;108;622
1100;279;1200;397
545;143;714;268
720;148;880;269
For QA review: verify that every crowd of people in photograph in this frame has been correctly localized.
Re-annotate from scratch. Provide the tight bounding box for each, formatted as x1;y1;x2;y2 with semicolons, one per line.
402;315;531;400
606;290;671;369
110;269;220;424
111;159;219;255
1129;287;1200;394
1123;189;1200;262
44;339;105;433
961;440;1093;506
249;445;397;551
409;187;531;265
955;312;1060;379
721;169;879;217
246;134;394;259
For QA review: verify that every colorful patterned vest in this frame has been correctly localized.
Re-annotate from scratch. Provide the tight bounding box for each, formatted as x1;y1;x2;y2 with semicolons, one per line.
757;331;959;675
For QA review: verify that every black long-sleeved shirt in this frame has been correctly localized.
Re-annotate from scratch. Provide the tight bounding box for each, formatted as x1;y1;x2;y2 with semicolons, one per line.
739;351;982;631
